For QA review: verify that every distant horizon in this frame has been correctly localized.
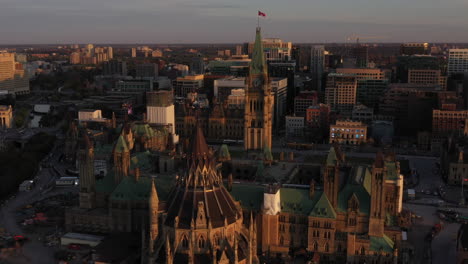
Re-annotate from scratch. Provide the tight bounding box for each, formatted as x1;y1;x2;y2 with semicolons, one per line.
2;42;468;47
2;0;468;44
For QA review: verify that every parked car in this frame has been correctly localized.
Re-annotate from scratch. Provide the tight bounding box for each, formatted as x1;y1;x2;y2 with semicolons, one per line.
68;244;81;250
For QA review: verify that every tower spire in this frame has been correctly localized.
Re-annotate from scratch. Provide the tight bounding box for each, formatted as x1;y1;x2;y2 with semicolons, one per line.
149;179;159;249
250;27;267;76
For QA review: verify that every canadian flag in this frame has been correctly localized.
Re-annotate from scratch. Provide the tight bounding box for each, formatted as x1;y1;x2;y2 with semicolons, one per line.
258;11;266;17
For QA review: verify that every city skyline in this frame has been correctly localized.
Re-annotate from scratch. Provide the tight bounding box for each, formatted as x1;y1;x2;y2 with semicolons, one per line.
2;0;468;44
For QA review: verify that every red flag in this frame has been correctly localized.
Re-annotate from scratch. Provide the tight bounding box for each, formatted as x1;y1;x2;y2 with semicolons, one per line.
258;11;266;17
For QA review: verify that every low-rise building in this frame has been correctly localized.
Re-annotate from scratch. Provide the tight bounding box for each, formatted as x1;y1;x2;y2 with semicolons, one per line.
352;104;374;123
330;120;367;145
0;105;12;129
306;104;330;129
432;109;468;136
78;109;102;122
286;115;304;139
294;91;318;116
173;74;204;98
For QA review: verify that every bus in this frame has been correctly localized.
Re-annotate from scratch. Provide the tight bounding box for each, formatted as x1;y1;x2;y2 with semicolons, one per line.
55;177;79;187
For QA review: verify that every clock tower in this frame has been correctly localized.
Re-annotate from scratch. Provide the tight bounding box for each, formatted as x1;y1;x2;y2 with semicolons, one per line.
244;27;274;151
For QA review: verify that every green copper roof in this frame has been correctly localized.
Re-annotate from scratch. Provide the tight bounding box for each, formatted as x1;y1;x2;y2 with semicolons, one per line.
95;170;116;194
352;165;372;195
326;147;338;166
385;161;399;180
218;144;231;160
280;188;318;215
132;123;155;138
114;135;129;153
130;151;153;172
154;174;175;201
94;143;114;158
370;235;395;253
110;177;153;201
255;160;264;180
250;27;267;75
230;184;264;210
309;192;337;219
263;146;273;161
337;183;371;215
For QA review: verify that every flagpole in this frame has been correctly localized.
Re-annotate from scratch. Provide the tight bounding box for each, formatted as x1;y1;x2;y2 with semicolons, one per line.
257;13;260;28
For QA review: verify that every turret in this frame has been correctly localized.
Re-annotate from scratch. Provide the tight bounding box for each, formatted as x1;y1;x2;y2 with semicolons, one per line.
165;234;173;264
114;135;130;184
78;132;96;209
149;179;159;252
369;151;386;237
309;179;315;199
323;145;343;208
227;173;233;192
111;112;116;129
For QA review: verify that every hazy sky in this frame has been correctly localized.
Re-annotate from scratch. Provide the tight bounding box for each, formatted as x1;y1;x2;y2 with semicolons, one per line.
1;0;468;44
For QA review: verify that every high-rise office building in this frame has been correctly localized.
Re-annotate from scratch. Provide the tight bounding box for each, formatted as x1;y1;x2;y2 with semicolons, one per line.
136;63;158;79
213;77;246;102
131;48;137;58
236;45;243;55
448;49;468;76
0;53;15;81
271;77;288;131
400;43;429;55
86;44;94;55
190;55;205;75
310;45;325;90
107;46;113;60
336;68;390;81
352;45;368;68
395;55;439;83
102;60;128;76
408;69;446;90
325;73;358;114
268;60;296;110
294;91;319;116
0;52;29;95
248;37;292;61
356;79;389;109
173;75;204;98
70;52;81;64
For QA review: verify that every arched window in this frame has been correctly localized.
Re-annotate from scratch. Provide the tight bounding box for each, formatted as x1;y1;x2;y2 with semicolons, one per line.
325;243;329;252
198;236;205;248
213;234;220;246
360;246;366;256
279;236;284;245
181;235;188;248
313;241;318;251
337;244;342;252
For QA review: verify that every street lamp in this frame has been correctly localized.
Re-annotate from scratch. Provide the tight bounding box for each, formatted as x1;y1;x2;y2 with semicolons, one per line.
462;176;465;206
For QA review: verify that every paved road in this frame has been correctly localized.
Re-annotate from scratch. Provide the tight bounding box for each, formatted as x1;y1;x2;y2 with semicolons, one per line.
404;203;467;264
0;142;71;264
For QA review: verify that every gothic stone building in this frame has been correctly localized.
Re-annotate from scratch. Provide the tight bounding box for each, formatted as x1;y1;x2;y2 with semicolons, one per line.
229;146;404;263
145;126;256;264
65;122;175;233
175;27;273;153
